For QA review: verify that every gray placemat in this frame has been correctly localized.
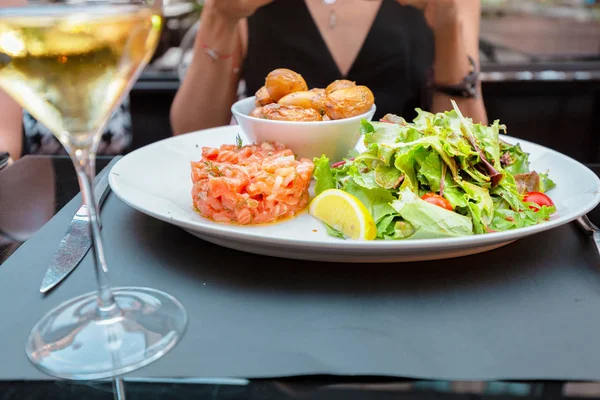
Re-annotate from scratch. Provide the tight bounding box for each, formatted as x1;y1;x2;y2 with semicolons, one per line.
2;192;600;382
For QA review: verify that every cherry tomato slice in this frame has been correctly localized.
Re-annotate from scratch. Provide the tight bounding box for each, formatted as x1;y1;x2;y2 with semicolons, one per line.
523;192;554;212
421;193;453;211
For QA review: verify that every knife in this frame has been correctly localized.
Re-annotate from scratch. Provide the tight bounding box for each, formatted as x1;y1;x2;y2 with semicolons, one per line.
39;156;122;294
576;214;600;257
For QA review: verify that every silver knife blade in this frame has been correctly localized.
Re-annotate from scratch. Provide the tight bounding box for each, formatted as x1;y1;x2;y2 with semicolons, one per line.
39;156;122;294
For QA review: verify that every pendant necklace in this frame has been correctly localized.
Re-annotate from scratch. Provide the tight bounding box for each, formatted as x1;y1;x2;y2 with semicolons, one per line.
323;0;337;29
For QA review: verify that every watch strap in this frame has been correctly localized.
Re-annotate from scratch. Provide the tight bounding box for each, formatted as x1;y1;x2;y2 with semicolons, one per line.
431;56;479;99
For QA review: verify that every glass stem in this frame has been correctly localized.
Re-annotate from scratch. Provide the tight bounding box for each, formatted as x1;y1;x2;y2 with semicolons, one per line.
71;146;120;318
84;148;102;230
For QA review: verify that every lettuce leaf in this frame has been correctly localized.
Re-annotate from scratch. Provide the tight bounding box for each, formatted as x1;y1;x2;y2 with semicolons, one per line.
416;149;443;191
471;120;506;169
490;206;555;231
457;181;495;234
342;179;397;225
390;220;417;240
324;223;346;239
500;142;529;175
374;165;404;189
491;173;528;212
363;120;401;146
390;189;474;239
539;172;556;193
376;214;399;238
313;155;335;196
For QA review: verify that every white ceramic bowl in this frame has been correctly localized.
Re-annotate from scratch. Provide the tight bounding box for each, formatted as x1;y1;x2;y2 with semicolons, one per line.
231;96;376;162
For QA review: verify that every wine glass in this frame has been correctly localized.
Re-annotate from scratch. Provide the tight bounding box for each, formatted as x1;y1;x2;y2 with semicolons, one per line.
0;0;187;380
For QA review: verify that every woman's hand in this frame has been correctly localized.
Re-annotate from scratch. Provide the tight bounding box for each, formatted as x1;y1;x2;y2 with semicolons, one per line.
203;0;275;23
396;0;460;33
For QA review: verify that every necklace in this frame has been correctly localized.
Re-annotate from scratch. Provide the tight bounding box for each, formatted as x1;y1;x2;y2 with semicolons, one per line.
322;0;337;29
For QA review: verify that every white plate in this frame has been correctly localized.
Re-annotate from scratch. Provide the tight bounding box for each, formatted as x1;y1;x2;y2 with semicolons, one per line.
109;125;600;263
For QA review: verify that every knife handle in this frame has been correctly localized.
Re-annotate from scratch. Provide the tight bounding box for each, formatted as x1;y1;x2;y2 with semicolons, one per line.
93;156;122;209
576;215;599;235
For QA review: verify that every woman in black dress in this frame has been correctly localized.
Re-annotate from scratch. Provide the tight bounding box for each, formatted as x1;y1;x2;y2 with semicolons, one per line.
171;0;487;135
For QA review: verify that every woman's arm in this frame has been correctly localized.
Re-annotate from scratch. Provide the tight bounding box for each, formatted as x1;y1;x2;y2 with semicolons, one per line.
0;90;22;160
0;0;25;160
429;0;488;124
170;0;274;135
170;9;244;135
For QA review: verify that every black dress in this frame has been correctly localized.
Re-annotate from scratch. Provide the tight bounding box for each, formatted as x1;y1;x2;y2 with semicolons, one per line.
241;0;434;121
22;97;133;157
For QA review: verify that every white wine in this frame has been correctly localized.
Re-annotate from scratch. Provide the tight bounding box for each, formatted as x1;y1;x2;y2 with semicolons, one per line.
0;5;162;147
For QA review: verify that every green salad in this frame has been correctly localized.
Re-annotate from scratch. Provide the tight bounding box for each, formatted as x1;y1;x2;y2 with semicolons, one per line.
313;103;557;240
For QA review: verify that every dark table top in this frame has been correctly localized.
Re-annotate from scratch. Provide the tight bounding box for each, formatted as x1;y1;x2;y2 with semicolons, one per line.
3;156;600;399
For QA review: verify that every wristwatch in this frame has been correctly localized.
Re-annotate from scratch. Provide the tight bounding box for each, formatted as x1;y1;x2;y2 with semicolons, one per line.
0;152;12;171
431;56;479;99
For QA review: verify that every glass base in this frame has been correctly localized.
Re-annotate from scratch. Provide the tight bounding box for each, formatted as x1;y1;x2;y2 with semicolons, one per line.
26;287;187;380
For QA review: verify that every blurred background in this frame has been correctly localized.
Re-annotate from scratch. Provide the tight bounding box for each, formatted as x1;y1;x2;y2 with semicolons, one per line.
134;0;600;163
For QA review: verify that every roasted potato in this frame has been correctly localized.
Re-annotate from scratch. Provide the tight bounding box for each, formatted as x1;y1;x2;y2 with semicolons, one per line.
278;90;326;115
324;85;375;120
310;88;326;94
325;79;356;94
265;68;308;102
250;107;266;119
251;103;322;122
255;86;274;107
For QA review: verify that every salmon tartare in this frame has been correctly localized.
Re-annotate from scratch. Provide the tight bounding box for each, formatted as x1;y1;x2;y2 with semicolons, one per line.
191;141;314;225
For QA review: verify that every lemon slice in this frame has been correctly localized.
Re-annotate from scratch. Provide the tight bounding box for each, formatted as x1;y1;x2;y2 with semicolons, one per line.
309;189;377;240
